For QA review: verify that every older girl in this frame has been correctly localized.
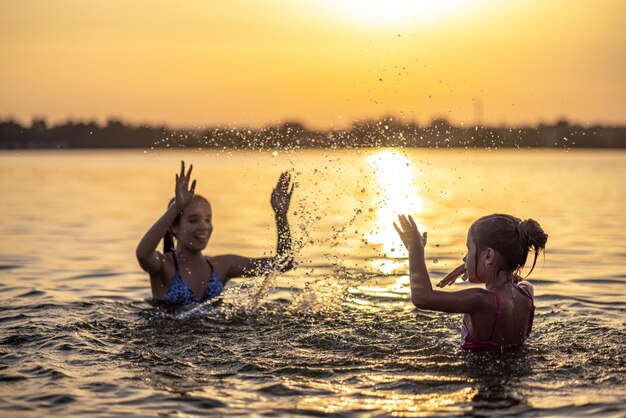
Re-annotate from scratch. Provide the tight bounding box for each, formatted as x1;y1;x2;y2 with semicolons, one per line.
136;161;294;305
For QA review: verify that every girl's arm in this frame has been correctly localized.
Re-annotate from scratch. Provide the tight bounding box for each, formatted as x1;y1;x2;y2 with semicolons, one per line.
219;172;295;279
394;215;487;314
136;161;195;275
271;171;295;270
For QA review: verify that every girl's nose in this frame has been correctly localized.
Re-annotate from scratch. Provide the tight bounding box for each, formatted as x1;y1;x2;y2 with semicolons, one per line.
463;255;467;262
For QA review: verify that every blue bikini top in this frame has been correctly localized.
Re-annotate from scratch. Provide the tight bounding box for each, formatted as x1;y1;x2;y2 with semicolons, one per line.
162;253;223;305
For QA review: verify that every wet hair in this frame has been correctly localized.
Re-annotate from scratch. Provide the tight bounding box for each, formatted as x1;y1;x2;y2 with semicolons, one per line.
163;195;210;253
469;214;548;277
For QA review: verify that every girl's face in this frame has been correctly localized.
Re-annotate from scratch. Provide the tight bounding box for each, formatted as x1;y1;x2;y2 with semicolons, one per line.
464;232;485;283
172;200;213;252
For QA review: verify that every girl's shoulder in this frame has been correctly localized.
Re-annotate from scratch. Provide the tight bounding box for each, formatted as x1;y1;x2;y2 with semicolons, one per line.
204;254;223;264
203;254;233;279
205;254;244;266
161;251;177;273
161;251;176;267
516;281;534;298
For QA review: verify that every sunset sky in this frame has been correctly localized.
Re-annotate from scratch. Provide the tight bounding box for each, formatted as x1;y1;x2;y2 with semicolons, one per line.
1;0;625;129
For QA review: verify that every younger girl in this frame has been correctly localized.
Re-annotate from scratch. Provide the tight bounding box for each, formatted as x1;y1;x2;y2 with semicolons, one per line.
136;161;295;305
394;213;547;352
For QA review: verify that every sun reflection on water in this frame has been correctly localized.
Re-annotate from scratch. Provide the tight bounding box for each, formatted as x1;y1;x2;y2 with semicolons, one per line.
366;150;425;272
298;384;477;417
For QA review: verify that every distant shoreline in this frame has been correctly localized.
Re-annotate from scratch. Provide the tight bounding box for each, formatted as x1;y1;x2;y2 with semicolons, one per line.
1;117;624;149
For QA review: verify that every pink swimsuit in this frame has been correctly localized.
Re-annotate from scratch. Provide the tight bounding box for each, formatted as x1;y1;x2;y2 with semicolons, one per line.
461;285;535;352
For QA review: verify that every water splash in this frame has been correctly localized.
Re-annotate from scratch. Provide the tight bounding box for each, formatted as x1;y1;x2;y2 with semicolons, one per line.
247;267;282;311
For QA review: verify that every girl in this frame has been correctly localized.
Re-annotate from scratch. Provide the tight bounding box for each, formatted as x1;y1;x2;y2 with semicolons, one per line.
136;161;295;305
394;213;547;352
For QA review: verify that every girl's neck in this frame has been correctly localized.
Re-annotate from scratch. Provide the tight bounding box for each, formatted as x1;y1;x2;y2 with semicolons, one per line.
175;248;204;262
485;269;514;291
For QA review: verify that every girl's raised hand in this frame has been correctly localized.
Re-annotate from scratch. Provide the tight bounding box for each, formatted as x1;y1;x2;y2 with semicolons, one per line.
174;160;196;210
271;171;294;216
393;214;427;252
436;263;468;287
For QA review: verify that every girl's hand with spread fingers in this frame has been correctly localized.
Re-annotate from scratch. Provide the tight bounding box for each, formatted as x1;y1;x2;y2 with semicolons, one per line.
393;214;427;254
174;160;196;211
271;171;294;217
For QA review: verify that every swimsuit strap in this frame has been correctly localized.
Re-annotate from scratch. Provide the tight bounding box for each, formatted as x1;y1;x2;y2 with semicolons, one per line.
516;283;533;302
489;291;502;341
171;251;180;273
206;257;214;271
205;258;222;284
525;305;535;339
516;284;535;338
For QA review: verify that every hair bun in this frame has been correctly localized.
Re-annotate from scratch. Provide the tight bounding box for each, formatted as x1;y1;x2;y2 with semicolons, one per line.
517;219;548;253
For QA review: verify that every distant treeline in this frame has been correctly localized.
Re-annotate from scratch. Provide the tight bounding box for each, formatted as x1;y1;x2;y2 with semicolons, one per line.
1;117;625;149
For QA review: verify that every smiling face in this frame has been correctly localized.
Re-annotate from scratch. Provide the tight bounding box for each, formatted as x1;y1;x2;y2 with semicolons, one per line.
171;198;213;252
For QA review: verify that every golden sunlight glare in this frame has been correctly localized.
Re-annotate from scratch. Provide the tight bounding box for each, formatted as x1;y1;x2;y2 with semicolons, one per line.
367;150;425;259
326;0;473;27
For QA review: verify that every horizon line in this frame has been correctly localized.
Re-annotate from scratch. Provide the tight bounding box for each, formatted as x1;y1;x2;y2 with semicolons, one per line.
2;114;625;131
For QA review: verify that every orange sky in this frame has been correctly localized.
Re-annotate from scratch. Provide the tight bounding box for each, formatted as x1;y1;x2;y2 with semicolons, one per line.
1;0;625;129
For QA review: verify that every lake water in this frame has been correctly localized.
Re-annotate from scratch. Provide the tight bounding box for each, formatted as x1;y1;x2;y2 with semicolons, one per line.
0;148;624;417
